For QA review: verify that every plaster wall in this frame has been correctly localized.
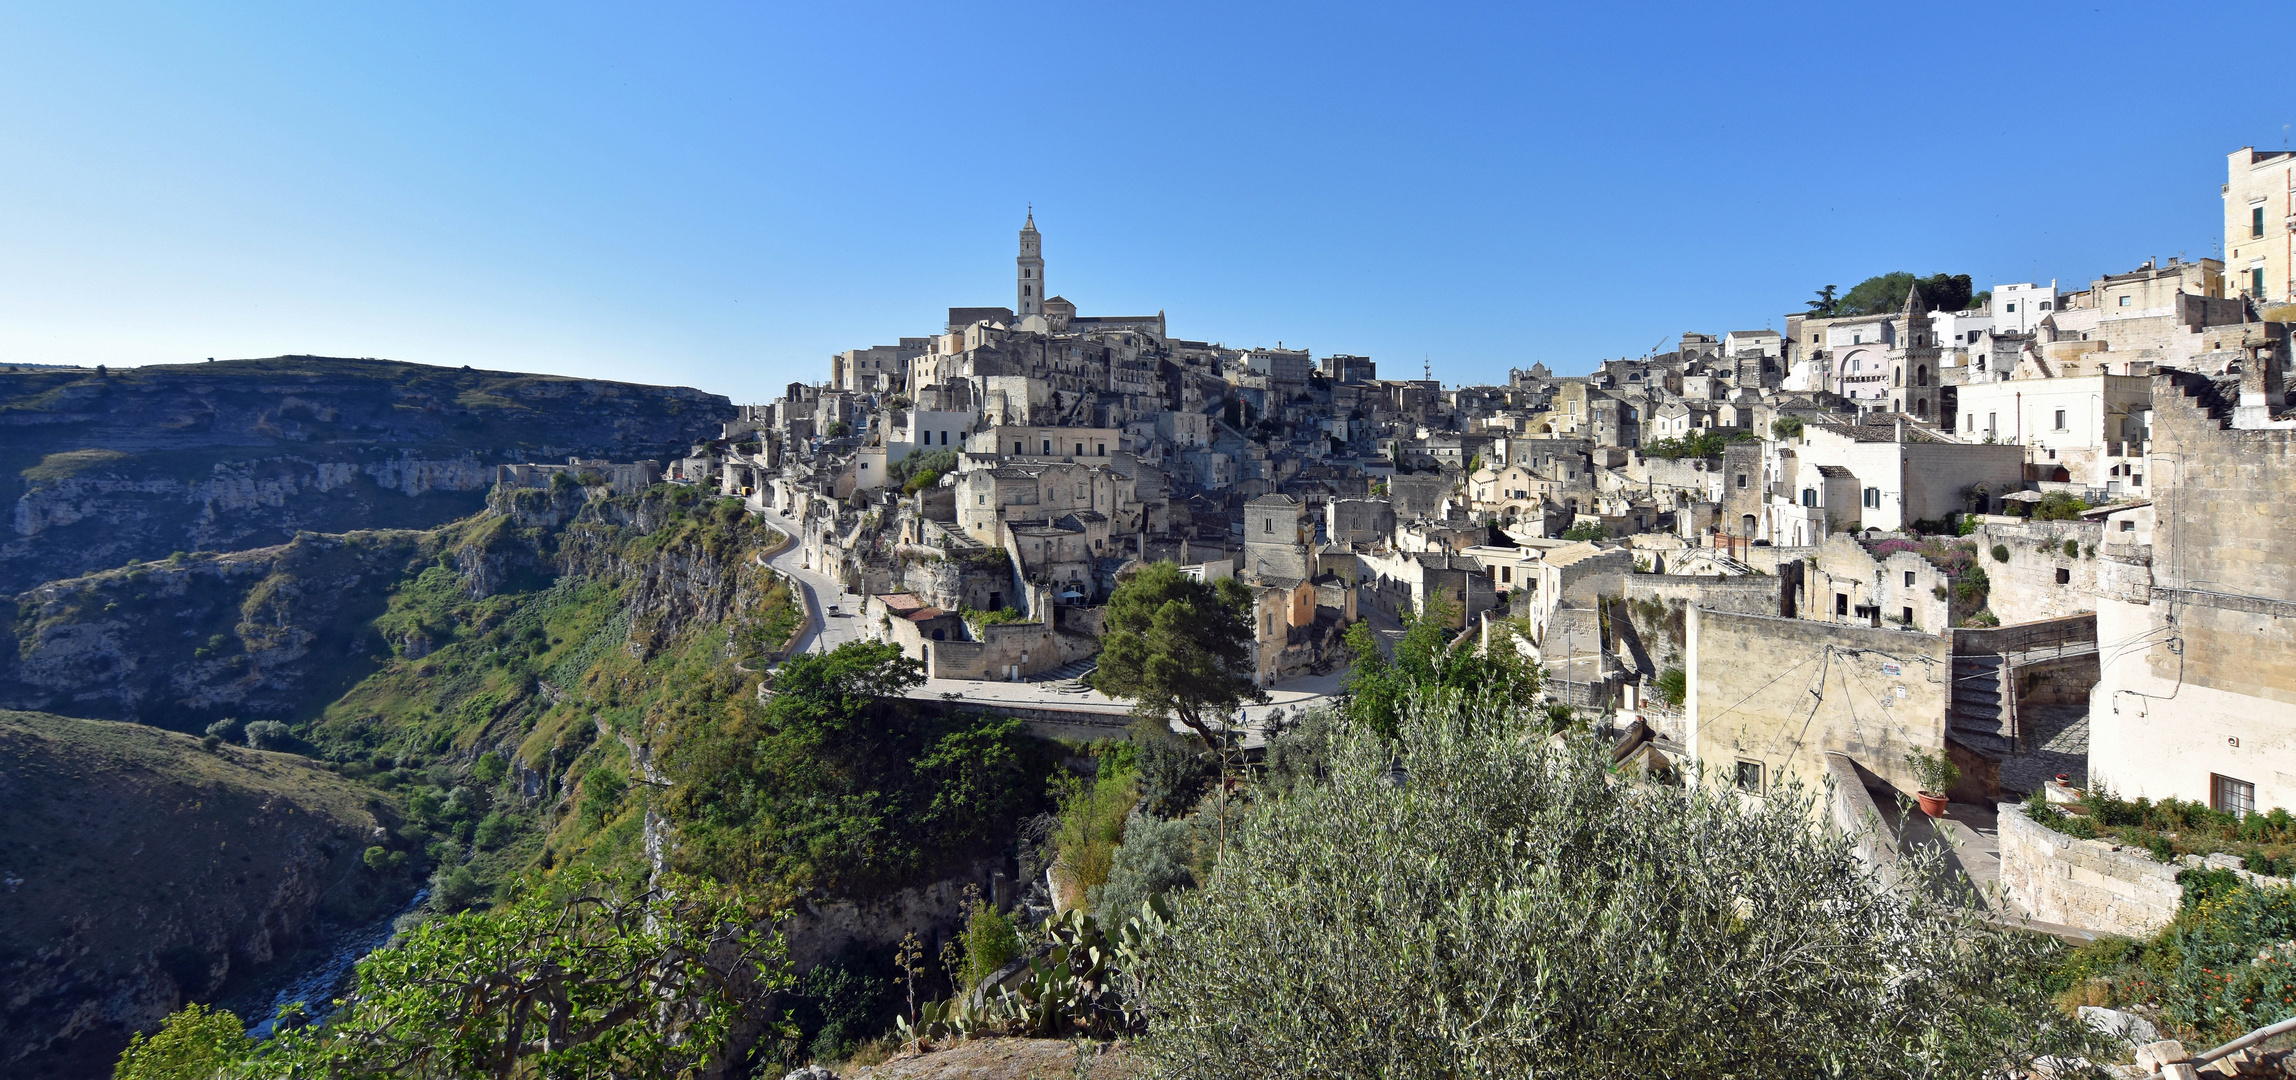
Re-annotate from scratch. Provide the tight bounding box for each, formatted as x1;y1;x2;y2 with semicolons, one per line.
1687;608;1951;804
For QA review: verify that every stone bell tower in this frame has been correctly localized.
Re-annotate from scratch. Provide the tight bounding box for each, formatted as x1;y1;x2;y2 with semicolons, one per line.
1017;209;1044;318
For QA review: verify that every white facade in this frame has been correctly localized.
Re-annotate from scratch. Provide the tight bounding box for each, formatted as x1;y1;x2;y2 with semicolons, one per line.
1992;282;2059;335
1952;374;2152;492
1827;318;1895;401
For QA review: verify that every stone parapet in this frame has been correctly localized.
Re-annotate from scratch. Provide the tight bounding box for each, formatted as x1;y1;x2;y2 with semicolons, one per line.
1997;802;2181;937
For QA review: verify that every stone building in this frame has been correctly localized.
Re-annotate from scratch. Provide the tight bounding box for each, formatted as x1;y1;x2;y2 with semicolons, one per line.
2225;146;2296;304
2088;363;2296;812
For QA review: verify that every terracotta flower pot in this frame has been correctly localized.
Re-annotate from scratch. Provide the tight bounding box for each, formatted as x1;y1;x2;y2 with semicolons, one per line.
1916;790;1950;817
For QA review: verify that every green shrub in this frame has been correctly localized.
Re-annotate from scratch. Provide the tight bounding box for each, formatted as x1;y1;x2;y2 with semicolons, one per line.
242;720;290;750
2062;538;2080;559
474;811;514;851
1653;668;1686;707
1128;690;2110;1075
1991;544;2011;563
1094;813;1197;926
1130;717;1212;819
113;1002;252;1080
1052;759;1137;905
580;767;627;825
959;896;1020;992
471;752;508;786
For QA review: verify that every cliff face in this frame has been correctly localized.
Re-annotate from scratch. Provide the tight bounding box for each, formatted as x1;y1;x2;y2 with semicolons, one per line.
1;531;437;730
1;357;731;594
0;710;403;1080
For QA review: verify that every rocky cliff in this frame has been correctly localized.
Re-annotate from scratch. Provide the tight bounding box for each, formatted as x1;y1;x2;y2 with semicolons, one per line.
0;710;404;1079
1;356;731;594
2;530;439;730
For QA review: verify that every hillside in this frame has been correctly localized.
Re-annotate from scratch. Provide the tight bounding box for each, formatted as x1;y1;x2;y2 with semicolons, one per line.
0;710;405;1080
0;356;731;594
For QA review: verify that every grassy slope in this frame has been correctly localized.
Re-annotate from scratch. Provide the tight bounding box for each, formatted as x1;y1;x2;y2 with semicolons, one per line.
0;710;405;1078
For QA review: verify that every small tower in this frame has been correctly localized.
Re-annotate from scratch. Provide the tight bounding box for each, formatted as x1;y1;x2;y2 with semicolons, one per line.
1017;210;1044;318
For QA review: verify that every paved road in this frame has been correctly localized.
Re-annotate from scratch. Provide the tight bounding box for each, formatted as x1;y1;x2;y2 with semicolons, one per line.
755;509;866;657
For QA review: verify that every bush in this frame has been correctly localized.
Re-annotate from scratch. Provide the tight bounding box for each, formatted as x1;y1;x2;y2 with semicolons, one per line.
2062;538;2080;559
473;811;514;850
1991;544;2011;563
580;767;627;825
472;752;508;786
1094;813;1197;926
1127;690;2109;1076
1130;717;1212;819
1653;668;1686;707
242;720;290;750
1561;521;1610;542
431;864;483;911
1051;759;1137;908
959;896;1020;992
113;1002;252;1080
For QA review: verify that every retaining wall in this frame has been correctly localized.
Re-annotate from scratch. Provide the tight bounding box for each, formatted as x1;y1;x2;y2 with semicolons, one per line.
1998;802;2181;937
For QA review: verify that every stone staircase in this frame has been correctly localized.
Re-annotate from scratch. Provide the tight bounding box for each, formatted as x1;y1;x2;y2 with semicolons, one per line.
1949;653;2014;755
931;519;989;554
1028;658;1099;689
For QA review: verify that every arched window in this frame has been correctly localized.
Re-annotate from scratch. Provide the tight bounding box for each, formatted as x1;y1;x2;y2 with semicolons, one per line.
1916;366;1929;387
1893;366;1902;388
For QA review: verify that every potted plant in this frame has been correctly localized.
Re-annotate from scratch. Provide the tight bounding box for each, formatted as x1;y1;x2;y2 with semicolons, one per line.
1905;749;1960;817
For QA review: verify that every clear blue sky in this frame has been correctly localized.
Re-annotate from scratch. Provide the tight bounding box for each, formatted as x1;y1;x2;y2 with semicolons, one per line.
3;2;2291;402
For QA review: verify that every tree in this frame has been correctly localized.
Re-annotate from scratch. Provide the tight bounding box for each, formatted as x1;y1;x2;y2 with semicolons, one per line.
1091;562;1264;748
1342;595;1540;739
1805;284;1840;317
1560;521;1611;542
114;1002;253;1080
1126;691;2112;1077
1836;271;1975;317
141;874;789;1080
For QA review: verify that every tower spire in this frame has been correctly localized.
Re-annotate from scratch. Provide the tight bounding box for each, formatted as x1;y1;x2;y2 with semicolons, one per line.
1016;209;1044;318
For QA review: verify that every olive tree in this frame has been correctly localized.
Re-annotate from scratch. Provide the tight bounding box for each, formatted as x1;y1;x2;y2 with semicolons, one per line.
1125;689;2108;1079
200;872;790;1080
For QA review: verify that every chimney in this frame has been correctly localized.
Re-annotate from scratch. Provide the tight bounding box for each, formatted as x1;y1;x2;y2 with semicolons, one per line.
1895;418;1905;444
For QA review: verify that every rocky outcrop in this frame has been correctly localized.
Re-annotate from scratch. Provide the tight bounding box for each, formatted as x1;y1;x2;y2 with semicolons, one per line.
0;710;406;1079
1;357;731;594
1;531;434;730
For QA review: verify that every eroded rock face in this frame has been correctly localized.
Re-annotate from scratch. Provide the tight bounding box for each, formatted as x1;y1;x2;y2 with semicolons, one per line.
0;357;731;594
0;711;405;1079
0;531;432;728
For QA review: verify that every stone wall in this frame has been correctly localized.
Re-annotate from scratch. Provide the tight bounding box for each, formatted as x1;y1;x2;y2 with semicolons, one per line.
1997;802;2181;937
1687;608;1952;802
1622;574;1784;617
1972;520;2105;625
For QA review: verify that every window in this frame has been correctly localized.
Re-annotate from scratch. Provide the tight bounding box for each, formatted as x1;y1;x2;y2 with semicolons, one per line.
1097;443;1106;456
1904;571;1917;587
2054;409;2067;431
1836;593;1849;616
2255;268;2268;297
1736;473;1748;489
2254;205;2267;240
2056;567;2071;585
1075;443;1084;456
2040;301;2053;311
2006;302;2016;313
1023;285;1032;297
2120;519;2136;532
1852;333;1862;345
1042;440;1052;454
2118;295;2131;307
978;495;987;505
1501;566;1512;583
1735;760;1764;794
1014;442;1024;454
1902;607;1913;624
1862;487;1881;509
1264;518;1273;533
1802;489;1817;507
2215;774;2257;817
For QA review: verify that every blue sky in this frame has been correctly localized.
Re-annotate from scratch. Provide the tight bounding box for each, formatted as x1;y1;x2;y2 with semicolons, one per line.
2;2;2291;402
